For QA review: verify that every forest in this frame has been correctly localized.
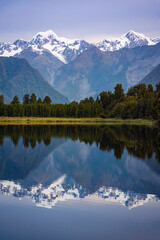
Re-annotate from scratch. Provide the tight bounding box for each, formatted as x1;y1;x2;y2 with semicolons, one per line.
0;83;160;119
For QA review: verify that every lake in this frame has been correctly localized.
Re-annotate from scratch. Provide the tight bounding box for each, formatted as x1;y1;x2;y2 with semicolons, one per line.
0;124;160;240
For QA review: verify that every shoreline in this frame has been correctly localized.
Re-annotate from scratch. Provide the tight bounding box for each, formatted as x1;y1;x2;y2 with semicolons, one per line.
0;117;158;127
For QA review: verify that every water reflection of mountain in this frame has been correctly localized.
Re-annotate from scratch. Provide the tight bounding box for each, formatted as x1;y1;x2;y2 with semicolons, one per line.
51;140;160;195
0;136;65;180
0;125;160;209
0;175;159;210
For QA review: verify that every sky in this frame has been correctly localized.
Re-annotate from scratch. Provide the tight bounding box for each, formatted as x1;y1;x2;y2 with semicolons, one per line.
0;0;160;43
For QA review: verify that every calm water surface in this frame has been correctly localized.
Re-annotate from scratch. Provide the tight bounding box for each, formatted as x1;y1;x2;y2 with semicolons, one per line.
0;125;160;240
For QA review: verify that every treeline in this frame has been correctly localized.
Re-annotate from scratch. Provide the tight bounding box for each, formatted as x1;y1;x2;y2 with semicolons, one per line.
0;83;160;119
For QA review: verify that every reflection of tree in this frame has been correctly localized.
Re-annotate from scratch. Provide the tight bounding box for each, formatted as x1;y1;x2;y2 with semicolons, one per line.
23;138;29;148
11;135;19;145
43;136;51;146
0;125;159;162
30;138;36;148
0;137;3;146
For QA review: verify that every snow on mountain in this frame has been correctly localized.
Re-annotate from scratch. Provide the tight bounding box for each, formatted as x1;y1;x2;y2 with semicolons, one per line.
0;178;159;210
0;30;160;87
96;30;160;51
0;30;91;64
96;187;158;209
1;30;159;64
0;40;27;57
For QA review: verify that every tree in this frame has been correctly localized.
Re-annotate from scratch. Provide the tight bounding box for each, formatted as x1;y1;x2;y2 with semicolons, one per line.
11;95;20;104
0;82;159;120
127;87;136;96
89;96;94;104
156;82;160;98
99;92;109;108
134;84;146;98
37;97;42;104
114;84;124;101
147;84;153;93
30;93;37;104
43;96;51;104
23;94;30;104
0;95;4;105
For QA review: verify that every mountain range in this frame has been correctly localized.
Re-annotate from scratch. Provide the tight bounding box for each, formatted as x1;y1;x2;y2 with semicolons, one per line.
96;30;160;51
0;30;160;101
1;30;159;63
54;43;160;100
0;177;159;210
0;30;91;85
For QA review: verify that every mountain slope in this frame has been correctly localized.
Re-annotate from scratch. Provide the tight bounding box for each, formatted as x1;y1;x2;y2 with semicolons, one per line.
54;43;160;101
0;57;68;103
140;64;160;87
15;47;64;85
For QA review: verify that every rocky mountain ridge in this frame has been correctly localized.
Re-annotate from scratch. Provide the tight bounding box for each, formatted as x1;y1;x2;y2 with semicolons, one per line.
0;177;159;210
0;30;160;98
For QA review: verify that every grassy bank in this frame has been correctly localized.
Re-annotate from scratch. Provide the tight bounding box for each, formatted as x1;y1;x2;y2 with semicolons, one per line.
0;117;158;127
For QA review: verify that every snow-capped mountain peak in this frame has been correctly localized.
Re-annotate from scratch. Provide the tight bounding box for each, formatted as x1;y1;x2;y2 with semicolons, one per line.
124;30;145;39
0;29;160;63
124;30;155;45
0;29;90;63
96;30;160;51
13;39;28;48
0;178;159;210
30;30;59;45
27;30;91;63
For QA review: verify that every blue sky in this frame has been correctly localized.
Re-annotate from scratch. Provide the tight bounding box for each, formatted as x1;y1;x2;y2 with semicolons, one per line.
0;0;160;42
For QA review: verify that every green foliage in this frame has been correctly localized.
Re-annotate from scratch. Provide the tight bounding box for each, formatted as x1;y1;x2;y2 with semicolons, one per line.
43;96;52;104
0;82;160;119
114;84;124;100
23;94;30;104
37;97;42;104
11;95;20;104
0;95;4;105
30;93;37;104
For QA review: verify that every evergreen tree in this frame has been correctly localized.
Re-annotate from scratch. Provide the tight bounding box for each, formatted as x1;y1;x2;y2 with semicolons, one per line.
127;87;136;96
30;93;37;104
89;96;94;104
37;97;42;104
23;94;30;104
0;82;159;120
147;84;153;93
156;82;160;98
11;95;20;104
99;92;109;108
114;84;124;100
43;96;51;104
0;95;4;105
134;84;146;98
